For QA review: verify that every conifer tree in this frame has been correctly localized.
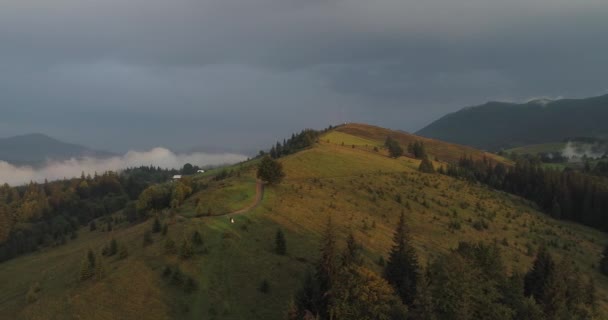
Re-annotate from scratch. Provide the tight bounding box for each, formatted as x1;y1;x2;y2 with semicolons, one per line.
384;211;419;306
257;156;285;184
275;229;287;256
524;246;555;301
410;270;436;320
418;158;435;173
316;215;337;318
341;232;362;268
161;223;168;236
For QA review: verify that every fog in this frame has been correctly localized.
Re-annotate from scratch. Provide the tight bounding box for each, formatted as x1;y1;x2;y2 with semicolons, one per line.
0;147;247;186
562;142;608;160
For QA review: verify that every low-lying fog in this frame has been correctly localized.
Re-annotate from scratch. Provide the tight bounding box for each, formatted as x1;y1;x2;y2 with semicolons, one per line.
0;147;247;186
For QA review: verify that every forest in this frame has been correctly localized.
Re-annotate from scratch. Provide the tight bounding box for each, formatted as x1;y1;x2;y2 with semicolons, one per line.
0;166;181;262
446;156;608;232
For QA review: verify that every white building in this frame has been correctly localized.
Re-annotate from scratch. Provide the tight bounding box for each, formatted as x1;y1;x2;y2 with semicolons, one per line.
197;170;205;173
172;175;182;180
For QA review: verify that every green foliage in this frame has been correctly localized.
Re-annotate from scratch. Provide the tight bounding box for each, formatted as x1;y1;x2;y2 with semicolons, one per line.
275;229;287;255
384;212;419;306
408;141;427;159
600;245;608;276
257;156;285;184
316;216;337;318
418;158;435;173
385;137;404;158
331;266;407;320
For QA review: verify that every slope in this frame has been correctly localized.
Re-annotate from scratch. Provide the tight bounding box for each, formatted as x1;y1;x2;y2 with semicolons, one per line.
417;94;608;151
0;124;606;320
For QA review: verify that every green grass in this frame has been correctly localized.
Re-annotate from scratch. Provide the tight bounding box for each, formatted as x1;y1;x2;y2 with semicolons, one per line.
180;176;257;217
1;124;607;320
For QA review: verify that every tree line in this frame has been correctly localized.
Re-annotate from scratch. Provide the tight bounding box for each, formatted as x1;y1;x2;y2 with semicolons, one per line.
0;166;179;262
289;212;598;320
446;156;608;232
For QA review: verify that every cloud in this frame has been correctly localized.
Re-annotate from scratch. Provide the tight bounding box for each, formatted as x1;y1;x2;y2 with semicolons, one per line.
0;148;247;186
1;0;608;151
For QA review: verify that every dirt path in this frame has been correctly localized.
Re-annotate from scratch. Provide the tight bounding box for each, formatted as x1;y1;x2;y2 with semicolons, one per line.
225;180;265;216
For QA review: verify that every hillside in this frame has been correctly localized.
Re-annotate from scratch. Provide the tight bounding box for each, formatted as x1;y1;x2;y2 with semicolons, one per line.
416;94;608;151
0;124;606;319
0;133;114;166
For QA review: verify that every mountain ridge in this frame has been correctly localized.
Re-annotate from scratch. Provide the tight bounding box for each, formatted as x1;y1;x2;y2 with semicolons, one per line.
417;94;608;151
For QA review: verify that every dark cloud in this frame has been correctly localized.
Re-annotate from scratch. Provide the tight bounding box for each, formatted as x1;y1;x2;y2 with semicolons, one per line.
1;0;608;153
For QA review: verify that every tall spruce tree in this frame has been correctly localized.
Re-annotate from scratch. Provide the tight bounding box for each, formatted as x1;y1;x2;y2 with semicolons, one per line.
316;215;337;319
524;246;555;301
384;211;420;306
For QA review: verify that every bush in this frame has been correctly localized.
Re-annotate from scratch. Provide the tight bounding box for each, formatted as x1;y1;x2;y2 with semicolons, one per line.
258;279;270;293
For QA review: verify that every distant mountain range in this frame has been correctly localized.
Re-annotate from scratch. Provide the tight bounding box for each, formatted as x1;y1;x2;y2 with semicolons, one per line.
417;94;608;151
0;133;115;166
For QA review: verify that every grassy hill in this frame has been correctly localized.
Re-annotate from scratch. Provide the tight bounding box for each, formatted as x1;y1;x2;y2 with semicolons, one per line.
0;124;606;319
416;94;608;151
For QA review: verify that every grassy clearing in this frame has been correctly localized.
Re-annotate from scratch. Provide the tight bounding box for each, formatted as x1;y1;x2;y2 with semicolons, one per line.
0;124;606;319
180;176;257;217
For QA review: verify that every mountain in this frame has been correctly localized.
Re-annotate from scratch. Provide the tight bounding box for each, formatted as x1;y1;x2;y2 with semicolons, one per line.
416;94;608;151
0;133;114;166
0;124;606;319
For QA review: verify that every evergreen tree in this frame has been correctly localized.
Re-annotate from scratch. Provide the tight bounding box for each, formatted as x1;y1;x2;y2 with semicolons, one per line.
385;137;404;158
418;158;435;173
341;232;362;268
295;269;321;318
118;244;129;259
257;156;285;184
524;247;555;301
316;216;337;318
161;223;168;236
275;229;287;255
410;271;436;320
89;220;97;231
384;211;419;306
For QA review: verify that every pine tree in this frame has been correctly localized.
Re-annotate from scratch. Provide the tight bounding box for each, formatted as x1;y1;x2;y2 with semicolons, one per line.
341;232;362;268
524;246;555;301
418;158;435;173
257;156;285;184
89;220;97;231
410;270;436;320
161;223;168;236
143;230;153;247
316;215;337;318
118;244;129;259
295;269;321;318
384;211;419;306
275;229;287;255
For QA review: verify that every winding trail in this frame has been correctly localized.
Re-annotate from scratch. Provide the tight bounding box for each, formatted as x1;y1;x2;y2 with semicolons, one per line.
225;179;265;216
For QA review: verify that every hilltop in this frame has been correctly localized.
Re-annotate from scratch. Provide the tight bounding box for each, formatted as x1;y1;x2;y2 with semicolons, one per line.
416;94;608;151
0;124;606;319
0;133;114;166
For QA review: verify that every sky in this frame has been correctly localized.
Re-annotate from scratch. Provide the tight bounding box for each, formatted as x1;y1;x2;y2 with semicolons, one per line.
2;0;608;154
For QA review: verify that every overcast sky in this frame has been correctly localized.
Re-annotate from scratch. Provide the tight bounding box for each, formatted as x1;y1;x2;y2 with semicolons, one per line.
2;0;608;154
